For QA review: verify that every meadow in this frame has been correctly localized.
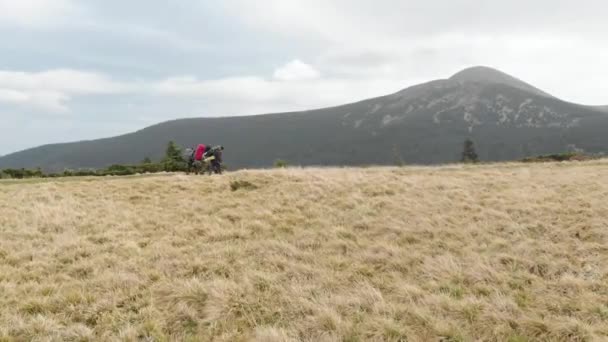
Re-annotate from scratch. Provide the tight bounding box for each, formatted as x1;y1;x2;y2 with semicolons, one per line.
1;161;607;341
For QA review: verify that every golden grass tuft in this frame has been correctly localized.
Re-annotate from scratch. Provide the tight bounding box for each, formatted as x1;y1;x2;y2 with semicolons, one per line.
1;160;608;341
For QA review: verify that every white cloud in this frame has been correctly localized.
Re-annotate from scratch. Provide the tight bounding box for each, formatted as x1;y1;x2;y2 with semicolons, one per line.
153;59;384;115
0;69;135;112
0;69;133;94
224;0;606;42
0;0;78;27
0;64;405;116
0;88;68;113
273;60;321;81
0;89;28;103
0;62;374;116
152;74;409;116
26;91;70;113
154;76;280;103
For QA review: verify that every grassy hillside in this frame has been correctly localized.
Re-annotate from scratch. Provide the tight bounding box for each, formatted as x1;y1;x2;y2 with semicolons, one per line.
1;162;608;341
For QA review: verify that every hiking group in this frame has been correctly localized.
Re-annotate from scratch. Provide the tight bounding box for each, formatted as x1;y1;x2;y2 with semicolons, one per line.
185;144;224;175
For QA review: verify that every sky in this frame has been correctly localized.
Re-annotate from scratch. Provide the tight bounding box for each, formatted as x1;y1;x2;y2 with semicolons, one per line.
0;0;607;156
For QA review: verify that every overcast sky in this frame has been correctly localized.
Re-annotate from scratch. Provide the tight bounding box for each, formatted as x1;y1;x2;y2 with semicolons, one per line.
1;0;606;155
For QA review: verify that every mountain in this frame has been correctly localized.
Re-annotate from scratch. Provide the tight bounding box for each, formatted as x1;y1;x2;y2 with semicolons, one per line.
594;106;608;113
1;66;607;171
449;66;552;97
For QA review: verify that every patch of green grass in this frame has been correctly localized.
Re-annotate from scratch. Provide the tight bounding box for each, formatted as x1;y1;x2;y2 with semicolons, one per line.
515;292;530;308
594;306;608;321
439;284;465;300
383;322;408;341
20;300;47;315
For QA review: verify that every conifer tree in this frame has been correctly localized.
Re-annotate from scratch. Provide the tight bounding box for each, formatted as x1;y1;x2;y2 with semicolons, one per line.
162;141;185;171
461;138;479;163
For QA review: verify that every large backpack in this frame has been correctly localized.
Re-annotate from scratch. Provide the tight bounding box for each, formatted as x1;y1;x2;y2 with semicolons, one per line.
183;148;195;163
194;144;206;161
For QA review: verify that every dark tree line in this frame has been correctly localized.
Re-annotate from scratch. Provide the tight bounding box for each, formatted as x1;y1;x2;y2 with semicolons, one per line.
0;141;189;179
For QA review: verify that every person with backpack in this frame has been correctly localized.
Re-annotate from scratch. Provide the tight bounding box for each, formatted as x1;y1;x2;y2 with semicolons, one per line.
202;145;224;174
186;144;224;175
203;145;224;159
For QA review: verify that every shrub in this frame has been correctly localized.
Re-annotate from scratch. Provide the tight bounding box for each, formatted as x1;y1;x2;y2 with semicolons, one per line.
2;168;26;179
522;153;593;163
230;180;257;191
1;162;172;179
461;139;479;163
138;163;164;174
105;164;133;175
274;159;288;168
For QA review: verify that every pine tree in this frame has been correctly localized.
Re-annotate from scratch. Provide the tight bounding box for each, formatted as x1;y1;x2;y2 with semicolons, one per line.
165;141;182;161
461;138;479;163
162;141;185;171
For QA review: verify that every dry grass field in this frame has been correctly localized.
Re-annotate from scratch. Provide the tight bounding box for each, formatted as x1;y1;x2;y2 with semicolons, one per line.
1;161;608;341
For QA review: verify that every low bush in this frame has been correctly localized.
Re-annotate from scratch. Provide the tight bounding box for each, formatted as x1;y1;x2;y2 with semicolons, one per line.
230;180;257;191
0;168;44;179
522;153;595;163
274;159;288;168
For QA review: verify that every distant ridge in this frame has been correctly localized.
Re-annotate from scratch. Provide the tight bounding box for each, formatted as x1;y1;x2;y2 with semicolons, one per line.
594;105;608;112
1;66;607;171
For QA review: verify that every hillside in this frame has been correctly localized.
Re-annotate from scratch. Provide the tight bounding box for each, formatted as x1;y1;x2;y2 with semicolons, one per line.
1;162;608;340
1;66;607;171
595;106;608;113
449;66;552;97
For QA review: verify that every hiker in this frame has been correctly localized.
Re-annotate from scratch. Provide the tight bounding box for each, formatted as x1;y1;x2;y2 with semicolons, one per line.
203;145;224;159
203;145;224;175
187;144;223;175
184;147;195;171
185;144;207;175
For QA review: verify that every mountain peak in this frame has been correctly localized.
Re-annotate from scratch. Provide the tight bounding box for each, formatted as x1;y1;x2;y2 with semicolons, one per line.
450;66;552;97
450;66;512;82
